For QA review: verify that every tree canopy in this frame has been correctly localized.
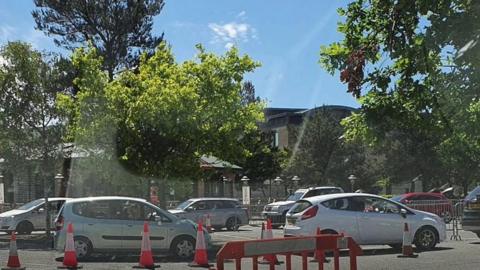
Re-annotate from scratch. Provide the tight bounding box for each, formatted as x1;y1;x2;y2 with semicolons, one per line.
32;0;165;78
320;0;480;190
0;41;67;179
59;43;264;180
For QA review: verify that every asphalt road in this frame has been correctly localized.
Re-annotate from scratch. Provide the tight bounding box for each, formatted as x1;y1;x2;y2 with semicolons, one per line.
1;226;479;270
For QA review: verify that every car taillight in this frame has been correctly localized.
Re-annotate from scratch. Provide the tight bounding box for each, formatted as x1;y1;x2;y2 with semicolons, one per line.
55;215;64;231
301;205;318;220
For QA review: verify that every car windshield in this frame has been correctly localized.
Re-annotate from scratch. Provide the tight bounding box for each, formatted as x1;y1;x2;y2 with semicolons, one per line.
16;199;44;210
175;200;194;210
286;192;304;201
465;186;480;201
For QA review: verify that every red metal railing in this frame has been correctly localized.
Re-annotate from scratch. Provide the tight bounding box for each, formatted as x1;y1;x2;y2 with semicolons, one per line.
214;234;362;270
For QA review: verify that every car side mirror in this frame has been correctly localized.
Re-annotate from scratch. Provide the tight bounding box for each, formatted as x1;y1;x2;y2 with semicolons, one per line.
400;208;407;218
154;215;162;225
186;206;194;212
37;208;45;213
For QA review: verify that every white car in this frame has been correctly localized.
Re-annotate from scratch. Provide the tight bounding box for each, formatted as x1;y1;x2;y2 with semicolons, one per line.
284;193;446;250
0;198;70;234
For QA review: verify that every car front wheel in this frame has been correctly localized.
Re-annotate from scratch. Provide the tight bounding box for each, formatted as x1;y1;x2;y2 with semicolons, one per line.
16;221;34;235
414;227;438;251
74;237;92;259
225;217;240;231
170;236;195;259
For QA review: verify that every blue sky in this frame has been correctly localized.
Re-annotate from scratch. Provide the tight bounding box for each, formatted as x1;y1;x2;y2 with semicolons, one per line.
0;0;358;109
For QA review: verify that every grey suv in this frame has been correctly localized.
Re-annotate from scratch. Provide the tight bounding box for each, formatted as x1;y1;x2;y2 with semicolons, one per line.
262;186;344;227
54;196;208;259
168;198;249;231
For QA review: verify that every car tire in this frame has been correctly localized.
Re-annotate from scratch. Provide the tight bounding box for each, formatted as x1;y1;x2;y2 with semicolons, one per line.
16;221;34;235
74;236;92;260
225;217;240;231
414;226;438;251
170;236;195;259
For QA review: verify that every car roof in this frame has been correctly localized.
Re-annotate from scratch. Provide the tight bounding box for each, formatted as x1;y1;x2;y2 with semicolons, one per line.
34;197;71;201
65;196;148;204
300;193;386;203
187;198;239;202
296;186;342;192
403;192;443;196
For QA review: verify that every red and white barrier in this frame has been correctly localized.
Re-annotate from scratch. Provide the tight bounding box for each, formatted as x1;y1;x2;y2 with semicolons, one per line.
214;233;362;270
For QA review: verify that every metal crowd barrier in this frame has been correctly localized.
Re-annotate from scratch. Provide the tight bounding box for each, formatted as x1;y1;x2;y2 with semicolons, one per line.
215;233;362;270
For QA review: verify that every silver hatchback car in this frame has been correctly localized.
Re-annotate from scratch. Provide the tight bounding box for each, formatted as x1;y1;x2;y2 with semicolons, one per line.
168;198;249;231
54;196;208;259
0;197;69;234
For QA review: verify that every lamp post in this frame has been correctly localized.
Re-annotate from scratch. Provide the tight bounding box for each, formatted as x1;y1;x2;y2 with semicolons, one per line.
222;176;231;197
240;176;250;205
0;174;4;204
273;176;283;199
54;174;64;197
348;174;357;192
292;175;300;188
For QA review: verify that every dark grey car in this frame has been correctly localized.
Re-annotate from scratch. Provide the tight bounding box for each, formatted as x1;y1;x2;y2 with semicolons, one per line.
168;198;249;231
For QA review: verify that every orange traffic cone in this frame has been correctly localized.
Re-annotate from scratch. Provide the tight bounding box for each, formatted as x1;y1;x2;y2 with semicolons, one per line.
258;219;282;265
58;223;82;269
310;227;329;263
133;222;160;269
1;231;25;270
205;214;213;233
398;223;418;258
189;221;212;268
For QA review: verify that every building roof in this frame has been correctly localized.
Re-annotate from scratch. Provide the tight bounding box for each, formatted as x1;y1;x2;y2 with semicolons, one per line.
200;155;242;170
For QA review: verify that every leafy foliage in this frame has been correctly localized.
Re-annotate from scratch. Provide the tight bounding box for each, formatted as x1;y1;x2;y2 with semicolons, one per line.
59;43;264;181
32;0;165;78
0;42;67;180
321;0;480;190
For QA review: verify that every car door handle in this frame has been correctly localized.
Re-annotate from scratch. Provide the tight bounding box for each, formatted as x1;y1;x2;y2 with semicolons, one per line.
127;224;134;227
87;223;94;226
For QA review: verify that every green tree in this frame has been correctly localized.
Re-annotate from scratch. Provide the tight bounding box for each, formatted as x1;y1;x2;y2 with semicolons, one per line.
286;108;382;191
32;0;165;78
59;43;264;186
0;41;67;191
320;0;480;191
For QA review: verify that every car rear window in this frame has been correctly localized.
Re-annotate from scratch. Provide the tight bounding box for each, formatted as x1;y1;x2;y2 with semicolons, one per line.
290;200;313;214
217;200;238;209
303;188;342;198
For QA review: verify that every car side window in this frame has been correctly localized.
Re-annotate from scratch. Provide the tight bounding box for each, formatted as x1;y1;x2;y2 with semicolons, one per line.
351;197;400;214
322;198;350;210
72;200;119;219
144;204;172;223
191;201;211;211
218;200;237;209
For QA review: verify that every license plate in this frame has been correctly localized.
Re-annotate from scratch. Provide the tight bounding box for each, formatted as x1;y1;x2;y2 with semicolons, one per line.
287;217;296;225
